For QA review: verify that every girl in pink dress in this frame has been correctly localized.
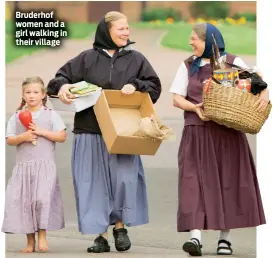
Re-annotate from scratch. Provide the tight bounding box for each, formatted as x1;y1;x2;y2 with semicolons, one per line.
2;76;66;253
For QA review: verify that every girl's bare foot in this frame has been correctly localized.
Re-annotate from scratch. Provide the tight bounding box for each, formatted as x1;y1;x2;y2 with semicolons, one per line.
21;233;35;253
38;238;48;252
21;244;35;253
38;229;49;252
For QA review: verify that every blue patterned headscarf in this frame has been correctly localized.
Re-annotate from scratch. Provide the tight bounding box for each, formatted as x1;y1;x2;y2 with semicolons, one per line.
190;23;226;76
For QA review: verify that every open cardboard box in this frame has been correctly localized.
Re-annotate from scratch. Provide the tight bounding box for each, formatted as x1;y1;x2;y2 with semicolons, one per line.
49;88;102;112
94;90;162;155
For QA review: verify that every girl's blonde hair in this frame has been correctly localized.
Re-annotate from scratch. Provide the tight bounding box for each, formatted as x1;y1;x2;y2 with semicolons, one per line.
105;11;127;29
18;76;47;110
192;22;207;41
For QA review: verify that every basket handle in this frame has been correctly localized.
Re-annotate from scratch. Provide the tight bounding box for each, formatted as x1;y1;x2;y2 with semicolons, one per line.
233;78;239;87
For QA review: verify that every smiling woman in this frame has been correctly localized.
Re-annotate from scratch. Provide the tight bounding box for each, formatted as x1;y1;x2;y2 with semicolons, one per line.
189;23;206;57
169;22;267;257
46;10;161;254
106;12;130;47
92;11;134;58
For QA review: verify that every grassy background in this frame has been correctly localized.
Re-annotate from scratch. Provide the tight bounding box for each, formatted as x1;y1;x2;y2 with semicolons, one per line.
132;22;256;55
6;21;97;64
6;21;256;64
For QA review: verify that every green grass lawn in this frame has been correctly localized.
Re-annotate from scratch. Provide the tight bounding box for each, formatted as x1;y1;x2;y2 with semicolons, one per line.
6;35;40;64
66;22;97;39
132;22;256;55
6;20;256;64
6;21;97;64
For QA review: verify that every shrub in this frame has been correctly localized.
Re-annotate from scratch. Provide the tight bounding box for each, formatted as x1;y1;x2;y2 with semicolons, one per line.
232;12;256;22
190;1;230;20
141;7;182;22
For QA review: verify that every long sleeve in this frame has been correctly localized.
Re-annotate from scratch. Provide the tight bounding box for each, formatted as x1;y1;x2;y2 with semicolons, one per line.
47;50;88;96
129;55;162;104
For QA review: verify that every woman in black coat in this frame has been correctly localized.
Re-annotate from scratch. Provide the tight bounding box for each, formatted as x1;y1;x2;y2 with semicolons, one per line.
47;11;161;253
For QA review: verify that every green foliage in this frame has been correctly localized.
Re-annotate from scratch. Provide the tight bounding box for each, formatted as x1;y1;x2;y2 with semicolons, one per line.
132;22;256;55
141;7;182;21
190;1;230;19
6;21;96;63
232;12;256;21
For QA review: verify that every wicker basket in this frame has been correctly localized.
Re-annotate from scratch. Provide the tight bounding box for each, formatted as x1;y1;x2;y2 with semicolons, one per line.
203;81;272;134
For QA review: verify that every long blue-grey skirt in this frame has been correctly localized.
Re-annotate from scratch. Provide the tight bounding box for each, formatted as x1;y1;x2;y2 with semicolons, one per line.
71;133;149;234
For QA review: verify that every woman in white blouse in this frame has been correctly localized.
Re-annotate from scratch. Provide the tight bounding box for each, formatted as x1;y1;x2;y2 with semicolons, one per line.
170;22;269;256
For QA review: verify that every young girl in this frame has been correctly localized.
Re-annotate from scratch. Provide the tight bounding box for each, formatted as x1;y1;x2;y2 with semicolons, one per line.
2;76;66;253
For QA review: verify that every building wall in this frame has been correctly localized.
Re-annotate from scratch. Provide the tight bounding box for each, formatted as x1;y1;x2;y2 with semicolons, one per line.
6;1;256;23
146;1;256;19
147;1;192;19
121;1;142;22
8;1;89;23
229;1;256;15
87;1;121;22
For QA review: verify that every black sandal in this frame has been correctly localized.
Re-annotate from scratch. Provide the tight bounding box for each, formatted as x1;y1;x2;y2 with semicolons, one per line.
182;238;203;256
217;239;233;255
87;236;110;253
113;227;131;252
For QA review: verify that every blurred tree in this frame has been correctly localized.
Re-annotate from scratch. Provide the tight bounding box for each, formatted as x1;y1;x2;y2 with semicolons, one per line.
190;1;230;19
232;12;256;22
141;7;181;21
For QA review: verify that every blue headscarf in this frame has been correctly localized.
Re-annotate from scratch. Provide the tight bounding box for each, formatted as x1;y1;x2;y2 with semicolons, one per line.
190;23;226;76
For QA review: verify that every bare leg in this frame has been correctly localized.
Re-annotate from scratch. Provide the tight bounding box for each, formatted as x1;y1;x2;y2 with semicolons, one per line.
100;230;108;240
21;233;35;253
38;229;48;252
114;221;124;230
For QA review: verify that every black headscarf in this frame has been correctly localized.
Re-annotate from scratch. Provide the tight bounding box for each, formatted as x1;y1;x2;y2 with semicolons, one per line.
93;16;135;50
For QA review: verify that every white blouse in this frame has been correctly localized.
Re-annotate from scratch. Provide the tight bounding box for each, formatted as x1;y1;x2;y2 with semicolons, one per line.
169;55;249;97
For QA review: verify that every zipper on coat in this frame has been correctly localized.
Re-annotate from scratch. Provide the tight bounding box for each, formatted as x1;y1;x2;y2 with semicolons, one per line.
109;53;118;84
109;63;113;83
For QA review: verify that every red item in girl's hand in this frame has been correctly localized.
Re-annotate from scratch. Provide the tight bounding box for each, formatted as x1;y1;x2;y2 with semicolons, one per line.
19;110;32;129
18;110;37;145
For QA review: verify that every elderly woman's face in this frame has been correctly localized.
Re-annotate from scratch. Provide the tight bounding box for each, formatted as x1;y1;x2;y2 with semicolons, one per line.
189;31;205;57
109;18;130;47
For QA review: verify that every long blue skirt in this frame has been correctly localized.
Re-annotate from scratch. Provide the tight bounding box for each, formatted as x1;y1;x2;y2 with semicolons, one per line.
71;134;149;234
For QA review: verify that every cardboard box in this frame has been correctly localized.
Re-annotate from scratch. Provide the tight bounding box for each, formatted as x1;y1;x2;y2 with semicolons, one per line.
49;88;102;112
94;90;162;155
